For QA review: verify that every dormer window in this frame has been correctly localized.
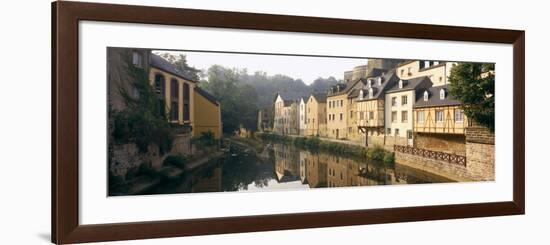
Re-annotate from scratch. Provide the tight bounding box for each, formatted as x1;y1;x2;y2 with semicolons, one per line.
367;79;372;88
377;77;382;86
398;80;403;89
440;89;445;100
368;88;373;99
423;91;429;101
358;90;364;100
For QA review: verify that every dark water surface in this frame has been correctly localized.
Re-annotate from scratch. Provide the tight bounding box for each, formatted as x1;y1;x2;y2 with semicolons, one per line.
146;141;453;195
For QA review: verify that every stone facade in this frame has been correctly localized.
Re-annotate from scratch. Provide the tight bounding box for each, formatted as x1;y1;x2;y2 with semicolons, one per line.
465;126;495;180
110;143;162;178
415;133;466;155
110;133;192;178
394;126;495;181
394;151;471;182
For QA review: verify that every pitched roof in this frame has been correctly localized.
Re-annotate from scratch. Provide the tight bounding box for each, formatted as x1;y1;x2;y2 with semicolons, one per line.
367;68;387;78
275;91;304;101
150;54;198;82
275;91;304;107
386;76;432;93
414;84;462;108
283;100;294;107
311;93;327;103
350;70;399;100
195;87;220;106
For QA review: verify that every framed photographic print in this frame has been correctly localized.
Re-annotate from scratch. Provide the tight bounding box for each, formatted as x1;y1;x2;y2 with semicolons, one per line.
52;1;525;244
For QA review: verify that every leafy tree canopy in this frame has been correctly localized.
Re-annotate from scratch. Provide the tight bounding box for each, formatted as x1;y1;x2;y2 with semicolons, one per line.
448;63;495;131
156;52;202;81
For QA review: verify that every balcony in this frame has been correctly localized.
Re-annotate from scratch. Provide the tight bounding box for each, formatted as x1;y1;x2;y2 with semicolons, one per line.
170;123;192;135
357;119;384;128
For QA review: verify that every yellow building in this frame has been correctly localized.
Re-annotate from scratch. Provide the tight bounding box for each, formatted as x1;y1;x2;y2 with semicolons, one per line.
356;70;399;146
326;83;355;140
149;54;222;139
413;85;468;155
305;93;327;137
327;68;388;140
193;87;222;139
149;54;196;126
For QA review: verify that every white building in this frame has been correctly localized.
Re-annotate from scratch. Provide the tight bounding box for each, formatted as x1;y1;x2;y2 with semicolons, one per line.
384;77;432;146
273;92;300;135
299;97;307;135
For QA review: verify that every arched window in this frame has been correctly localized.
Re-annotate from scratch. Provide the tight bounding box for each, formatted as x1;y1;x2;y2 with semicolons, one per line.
358;90;364;100
423;91;429;101
183;83;190;121
440;89;445;100
154;73;165;95
154;74;166;117
398;80;403;89
170;79;178;100
170;79;178;121
368;88;373;98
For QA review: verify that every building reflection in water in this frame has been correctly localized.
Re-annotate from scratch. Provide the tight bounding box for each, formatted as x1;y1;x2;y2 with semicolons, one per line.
148;142;453;195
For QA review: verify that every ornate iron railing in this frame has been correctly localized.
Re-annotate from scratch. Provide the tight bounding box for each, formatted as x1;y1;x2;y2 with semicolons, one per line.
394;145;466;166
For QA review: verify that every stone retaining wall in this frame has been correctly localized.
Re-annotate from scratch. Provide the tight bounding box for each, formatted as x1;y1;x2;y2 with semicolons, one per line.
394;151;471;181
465;126;495;180
395;126;495;181
415;133;466;155
110;133;192;178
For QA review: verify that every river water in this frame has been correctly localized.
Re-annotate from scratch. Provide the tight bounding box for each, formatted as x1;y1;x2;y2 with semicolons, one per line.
145;140;453;195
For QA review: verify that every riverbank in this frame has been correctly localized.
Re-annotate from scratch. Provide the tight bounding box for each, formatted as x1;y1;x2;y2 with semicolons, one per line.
112;150;226;195
256;132;468;182
255;132;394;164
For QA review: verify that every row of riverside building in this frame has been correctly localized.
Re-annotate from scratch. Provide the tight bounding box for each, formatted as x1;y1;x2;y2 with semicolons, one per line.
261;58;472;156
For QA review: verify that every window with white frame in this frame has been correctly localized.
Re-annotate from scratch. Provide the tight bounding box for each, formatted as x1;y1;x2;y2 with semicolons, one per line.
440;89;445;99
455;109;464;122
423;91;429;101
401;111;408;123
436;110;444;122
401;95;408;105
391;97;397;106
391;111;397;122
417;111;425;122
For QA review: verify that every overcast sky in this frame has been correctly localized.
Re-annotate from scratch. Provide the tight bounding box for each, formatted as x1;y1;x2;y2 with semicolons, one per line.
153;50;368;85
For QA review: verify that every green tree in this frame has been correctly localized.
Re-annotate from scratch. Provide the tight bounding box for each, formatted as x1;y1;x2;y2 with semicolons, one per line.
111;53;175;154
200;65;259;134
448;63;495;131
156;52;202;81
